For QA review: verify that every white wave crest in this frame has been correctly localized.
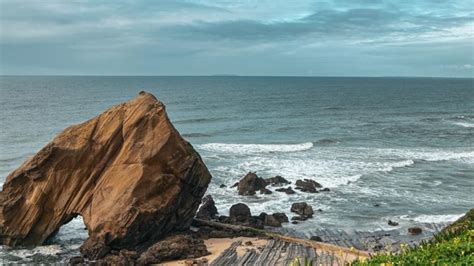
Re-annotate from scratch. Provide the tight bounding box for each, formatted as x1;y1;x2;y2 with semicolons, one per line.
198;142;313;154
400;214;464;224
453;121;474;128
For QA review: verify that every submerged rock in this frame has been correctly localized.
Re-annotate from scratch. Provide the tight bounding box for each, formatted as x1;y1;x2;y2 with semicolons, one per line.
237;172;268;195
388;220;399;226
275;186;296;194
0;92;212;260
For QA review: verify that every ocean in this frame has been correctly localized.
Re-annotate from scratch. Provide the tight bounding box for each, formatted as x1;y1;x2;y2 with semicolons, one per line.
0;76;473;263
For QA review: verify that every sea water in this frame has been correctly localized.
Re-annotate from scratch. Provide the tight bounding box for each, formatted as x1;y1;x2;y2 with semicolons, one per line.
0;76;473;262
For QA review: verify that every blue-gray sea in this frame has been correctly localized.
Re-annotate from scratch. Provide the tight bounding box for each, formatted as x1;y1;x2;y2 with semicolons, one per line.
0;76;473;263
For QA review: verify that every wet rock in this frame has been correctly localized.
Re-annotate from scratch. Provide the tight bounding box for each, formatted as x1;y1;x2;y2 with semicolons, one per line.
388;220;399;226
219;184;227;188
310;236;323;242
408;227;422;235
275;186;296;194
237;172;268;195
264;214;282;227
373;203;381;207
0;92;212;260
291;202;314;217
295;179;322;193
196;195;218;220
320;188;330;192
291;221;299;224
259;187;272;194
137;235;209;265
229;203;251;221
231;182;239;188
265;175;291;186
272;213;289;223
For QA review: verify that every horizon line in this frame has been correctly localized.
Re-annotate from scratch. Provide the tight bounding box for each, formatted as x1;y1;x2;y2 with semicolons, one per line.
1;74;473;79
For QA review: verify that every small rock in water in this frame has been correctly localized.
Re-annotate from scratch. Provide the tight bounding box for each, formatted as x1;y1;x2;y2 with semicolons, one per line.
265;175;291;186
219;184;227;188
388;220;399;226
237;172;268;195
373;203;381;207
231;182;239;188
310;236;323;242
275;186;296;194
69;256;85;265
295;179;322;193
408;227;422;235
291;202;314;217
320;188;330;192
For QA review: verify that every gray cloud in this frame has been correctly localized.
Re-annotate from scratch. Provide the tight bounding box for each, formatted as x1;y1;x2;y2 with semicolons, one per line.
0;0;472;76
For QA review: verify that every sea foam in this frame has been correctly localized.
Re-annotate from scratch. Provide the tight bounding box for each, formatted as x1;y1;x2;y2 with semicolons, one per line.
198;142;314;154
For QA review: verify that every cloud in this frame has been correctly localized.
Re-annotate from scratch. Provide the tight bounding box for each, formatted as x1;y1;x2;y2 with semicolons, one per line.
0;0;472;76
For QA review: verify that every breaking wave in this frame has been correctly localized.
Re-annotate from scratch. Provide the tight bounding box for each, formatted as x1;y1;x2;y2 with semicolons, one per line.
198;142;314;154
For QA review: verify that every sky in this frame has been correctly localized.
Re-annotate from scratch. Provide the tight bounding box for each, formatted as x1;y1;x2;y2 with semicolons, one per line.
0;0;473;77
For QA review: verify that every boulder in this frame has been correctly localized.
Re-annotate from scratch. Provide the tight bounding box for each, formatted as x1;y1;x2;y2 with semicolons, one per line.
295;179;322;193
196;195;218;220
265;175;291;186
137;235;209;265
0;92;212;260
229;203;251;221
259;187;272;194
272;213;289;223
275;186;296;194
237;172;268;196
290;202;314;220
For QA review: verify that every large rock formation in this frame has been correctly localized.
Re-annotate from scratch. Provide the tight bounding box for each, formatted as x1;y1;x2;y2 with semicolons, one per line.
0;92;212;259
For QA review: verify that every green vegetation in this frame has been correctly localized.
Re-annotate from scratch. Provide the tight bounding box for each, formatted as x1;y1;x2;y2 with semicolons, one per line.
354;209;474;265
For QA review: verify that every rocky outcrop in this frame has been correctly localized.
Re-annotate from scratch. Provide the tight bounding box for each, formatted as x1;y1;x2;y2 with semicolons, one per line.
217;203;287;229
291;202;314;221
295;179;322;193
196;195;218;220
236;172;268;195
275;186;296;194
265;175;290;186
0;92;212;260
137;235;209;265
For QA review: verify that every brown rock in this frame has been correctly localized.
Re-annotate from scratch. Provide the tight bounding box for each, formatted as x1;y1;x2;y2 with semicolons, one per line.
291;202;314;218
265;175;290;186
272;213;289;223
408;227;422;235
229;203;251;221
196;195;218;220
0;92;212;260
295;179;322;193
259;187;272;194
237;172;267;196
137;235;209;265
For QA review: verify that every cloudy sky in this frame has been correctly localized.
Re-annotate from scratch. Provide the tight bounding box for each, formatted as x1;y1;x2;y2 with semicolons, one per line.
1;0;473;77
